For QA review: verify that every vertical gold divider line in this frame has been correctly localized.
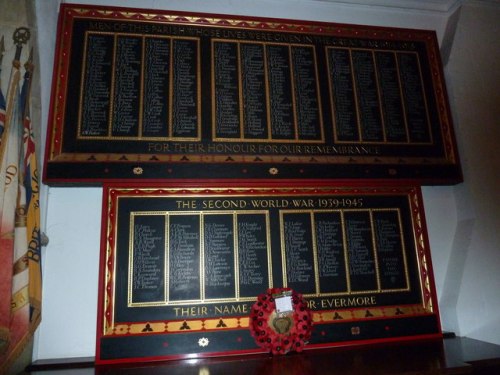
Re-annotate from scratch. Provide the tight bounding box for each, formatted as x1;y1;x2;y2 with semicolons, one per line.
108;34;118;137
372;51;387;142
349;49;363;142
394;52;410;143
263;44;272;140
396;208;411;292
370;209;382;292
164;213;169;304
127;213;136;307
279;211;288;287
312;46;325;142
77;31;90;138
200;213;205;302
310;211;321;296
211;40;217;141
164;38;170;138
237;43;245;140
233;213;240;299
138;36;145;139
168;38;174;139
340;210;351;293
325;47;338;143
265;212;273;288
414;53;434;145
196;38;202;140
289;46;299;140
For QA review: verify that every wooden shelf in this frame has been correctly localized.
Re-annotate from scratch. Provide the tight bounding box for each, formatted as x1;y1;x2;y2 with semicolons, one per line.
27;336;500;374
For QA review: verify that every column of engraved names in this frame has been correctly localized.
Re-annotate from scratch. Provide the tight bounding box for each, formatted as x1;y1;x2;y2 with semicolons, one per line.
172;38;199;138
351;49;384;141
112;35;141;137
344;210;378;292
131;215;165;304
237;214;270;298
204;214;236;299
240;43;268;139
168;215;201;302
397;52;431;143
292;46;322;140
142;37;170;137
328;48;359;141
80;33;113;137
375;51;407;142
213;41;240;138
282;212;315;294
373;210;408;290
267;44;295;139
314;212;347;294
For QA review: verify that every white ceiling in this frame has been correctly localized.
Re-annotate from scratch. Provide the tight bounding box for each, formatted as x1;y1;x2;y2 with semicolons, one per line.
315;0;462;12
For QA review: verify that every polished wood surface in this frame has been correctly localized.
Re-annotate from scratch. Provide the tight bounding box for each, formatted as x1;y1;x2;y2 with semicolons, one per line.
27;336;500;374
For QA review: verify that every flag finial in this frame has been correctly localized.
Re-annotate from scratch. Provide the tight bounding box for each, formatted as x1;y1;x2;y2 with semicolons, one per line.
24;47;34;72
0;35;5;66
13;27;30;61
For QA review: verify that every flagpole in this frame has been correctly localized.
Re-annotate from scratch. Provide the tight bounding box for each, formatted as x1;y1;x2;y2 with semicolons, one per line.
0;27;31;373
0;35;4;64
20;43;43;329
0;28;29;165
0;35;6;141
0;35;4;77
0;35;5;81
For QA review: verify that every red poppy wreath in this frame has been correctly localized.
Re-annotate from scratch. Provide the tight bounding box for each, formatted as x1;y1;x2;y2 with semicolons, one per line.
249;288;313;355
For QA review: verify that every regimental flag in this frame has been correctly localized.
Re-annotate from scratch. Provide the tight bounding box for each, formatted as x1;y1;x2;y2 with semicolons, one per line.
0;38;22;365
0;28;41;374
21;48;42;330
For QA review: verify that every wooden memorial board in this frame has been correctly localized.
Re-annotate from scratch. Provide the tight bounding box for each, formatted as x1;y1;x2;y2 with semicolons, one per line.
44;4;461;184
96;183;441;364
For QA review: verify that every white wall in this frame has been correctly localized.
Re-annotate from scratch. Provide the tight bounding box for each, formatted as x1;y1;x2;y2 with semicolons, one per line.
32;0;499;360
444;1;500;344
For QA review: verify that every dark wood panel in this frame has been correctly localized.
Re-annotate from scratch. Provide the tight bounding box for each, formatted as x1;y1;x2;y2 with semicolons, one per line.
25;337;500;374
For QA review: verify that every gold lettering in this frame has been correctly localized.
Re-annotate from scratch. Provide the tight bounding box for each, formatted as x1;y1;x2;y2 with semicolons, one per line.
148;142;171;152
291;199;314;208
176;200;197;209
306;300;317;309
173;306;208;317
319;296;377;309
214;304;248;315
202;200;247;209
250;199;289;208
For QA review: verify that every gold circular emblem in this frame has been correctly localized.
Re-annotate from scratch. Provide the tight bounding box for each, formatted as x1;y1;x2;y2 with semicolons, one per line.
268;310;293;335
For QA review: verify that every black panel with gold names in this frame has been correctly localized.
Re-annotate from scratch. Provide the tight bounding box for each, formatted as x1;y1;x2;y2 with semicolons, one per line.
44;4;461;184
96;185;441;363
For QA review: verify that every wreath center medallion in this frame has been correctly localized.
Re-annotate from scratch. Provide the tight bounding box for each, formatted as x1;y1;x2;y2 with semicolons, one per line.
271;313;293;334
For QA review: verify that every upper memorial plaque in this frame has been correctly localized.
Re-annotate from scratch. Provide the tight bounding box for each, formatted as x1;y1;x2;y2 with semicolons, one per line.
44;4;461;184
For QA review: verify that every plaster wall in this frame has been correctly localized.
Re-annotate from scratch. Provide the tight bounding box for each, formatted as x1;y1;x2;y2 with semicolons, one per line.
26;0;499;360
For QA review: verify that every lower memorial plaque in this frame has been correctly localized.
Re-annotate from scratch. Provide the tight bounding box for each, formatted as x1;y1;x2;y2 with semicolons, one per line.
96;184;441;364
